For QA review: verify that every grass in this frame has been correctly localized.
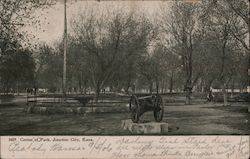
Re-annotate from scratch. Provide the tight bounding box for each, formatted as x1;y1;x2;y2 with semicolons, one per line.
0;96;249;135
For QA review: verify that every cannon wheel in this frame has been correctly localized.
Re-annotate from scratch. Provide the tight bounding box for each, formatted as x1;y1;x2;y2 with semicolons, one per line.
154;95;164;122
129;95;140;123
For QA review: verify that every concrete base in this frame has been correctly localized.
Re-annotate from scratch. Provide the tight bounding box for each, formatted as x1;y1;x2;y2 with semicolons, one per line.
121;119;168;134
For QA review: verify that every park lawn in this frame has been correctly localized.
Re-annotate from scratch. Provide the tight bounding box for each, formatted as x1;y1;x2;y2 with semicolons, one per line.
0;101;249;135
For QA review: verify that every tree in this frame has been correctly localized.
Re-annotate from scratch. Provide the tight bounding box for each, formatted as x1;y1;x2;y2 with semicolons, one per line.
226;0;249;51
160;2;201;104
67;36;91;94
185;0;249;105
0;0;54;52
0;48;35;93
205;0;246;105
137;53;160;94
0;0;54;92
71;5;156;101
35;43;63;92
226;0;249;93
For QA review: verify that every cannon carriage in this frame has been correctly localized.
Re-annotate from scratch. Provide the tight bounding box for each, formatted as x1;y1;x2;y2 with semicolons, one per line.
129;94;164;123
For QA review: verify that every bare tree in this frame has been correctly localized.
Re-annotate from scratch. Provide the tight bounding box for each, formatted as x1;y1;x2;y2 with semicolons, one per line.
195;0;248;105
225;0;249;51
160;2;200;104
0;0;54;52
0;1;54;92
72;6;155;101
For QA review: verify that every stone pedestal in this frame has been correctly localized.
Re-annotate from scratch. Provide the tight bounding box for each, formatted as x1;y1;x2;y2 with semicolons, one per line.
121;119;168;134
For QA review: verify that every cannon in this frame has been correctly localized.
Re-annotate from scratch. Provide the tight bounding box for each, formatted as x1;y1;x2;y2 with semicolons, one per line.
129;94;164;123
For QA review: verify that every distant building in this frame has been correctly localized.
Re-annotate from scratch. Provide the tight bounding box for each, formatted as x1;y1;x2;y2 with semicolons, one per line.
38;88;48;93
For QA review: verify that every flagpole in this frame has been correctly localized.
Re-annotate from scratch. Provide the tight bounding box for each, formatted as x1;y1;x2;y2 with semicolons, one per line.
63;0;67;96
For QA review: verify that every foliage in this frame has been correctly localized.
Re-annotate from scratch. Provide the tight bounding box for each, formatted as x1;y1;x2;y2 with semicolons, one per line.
0;48;35;93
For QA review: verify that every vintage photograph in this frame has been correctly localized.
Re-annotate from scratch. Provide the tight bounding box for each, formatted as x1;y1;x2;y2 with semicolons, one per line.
0;0;249;135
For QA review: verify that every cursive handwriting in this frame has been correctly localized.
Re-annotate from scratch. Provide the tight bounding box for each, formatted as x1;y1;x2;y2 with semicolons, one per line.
4;136;249;159
9;141;46;154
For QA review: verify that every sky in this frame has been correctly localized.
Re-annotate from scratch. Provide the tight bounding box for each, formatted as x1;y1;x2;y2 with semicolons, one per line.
27;1;167;46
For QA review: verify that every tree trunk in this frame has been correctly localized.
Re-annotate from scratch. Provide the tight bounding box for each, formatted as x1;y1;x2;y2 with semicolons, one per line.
201;79;205;93
240;87;243;93
205;82;210;93
6;82;11;95
84;87;87;95
231;79;234;98
185;88;191;105
169;71;174;93
186;34;193;105
16;81;19;95
161;80;165;93
185;77;192;105
222;83;228;106
220;26;228;106
95;83;101;103
125;80;131;94
78;74;82;94
83;79;88;95
156;80;159;94
149;82;153;94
